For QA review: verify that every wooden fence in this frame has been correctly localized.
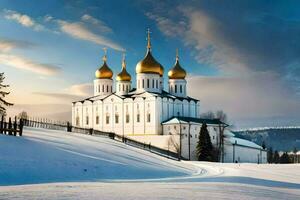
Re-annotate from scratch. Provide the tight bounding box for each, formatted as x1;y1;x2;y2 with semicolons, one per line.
0;116;24;136
23;118;180;161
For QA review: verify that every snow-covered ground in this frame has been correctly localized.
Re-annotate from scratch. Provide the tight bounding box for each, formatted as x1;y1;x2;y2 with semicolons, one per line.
0;127;299;200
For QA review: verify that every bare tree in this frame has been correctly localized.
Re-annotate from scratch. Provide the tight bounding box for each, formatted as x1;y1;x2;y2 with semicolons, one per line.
215;110;228;124
167;135;180;153
18;111;28;120
200;111;215;119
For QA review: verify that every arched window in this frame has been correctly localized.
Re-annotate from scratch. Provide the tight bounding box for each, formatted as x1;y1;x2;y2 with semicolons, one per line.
152;79;154;88
102;85;104;92
106;113;110;124
126;114;130;123
156;80;158;88
147;113;151;122
106;85;109;92
96;116;99;124
115;113;119;124
137;113;140;123
175;85;177;93
111;86;112;92
147;79;149;88
142;79;145;88
86;116;89;125
122;84;124;91
180;85;182;93
76;116;80;126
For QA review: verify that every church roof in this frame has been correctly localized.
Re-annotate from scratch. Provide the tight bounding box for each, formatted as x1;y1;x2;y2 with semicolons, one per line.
72;89;199;104
162;116;228;126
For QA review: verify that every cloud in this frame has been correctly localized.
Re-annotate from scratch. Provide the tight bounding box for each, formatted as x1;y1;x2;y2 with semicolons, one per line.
0;54;61;76
57;19;124;51
67;83;93;96
3;9;44;31
0;39;34;52
81;14;112;33
187;73;300;128
33;92;82;102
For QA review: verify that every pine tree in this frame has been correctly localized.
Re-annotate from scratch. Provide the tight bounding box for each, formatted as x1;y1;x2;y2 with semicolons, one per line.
267;147;273;163
273;150;280;164
280;152;291;164
196;123;214;161
0;73;13;116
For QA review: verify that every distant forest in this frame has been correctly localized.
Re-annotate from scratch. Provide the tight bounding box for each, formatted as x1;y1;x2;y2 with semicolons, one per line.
233;128;300;152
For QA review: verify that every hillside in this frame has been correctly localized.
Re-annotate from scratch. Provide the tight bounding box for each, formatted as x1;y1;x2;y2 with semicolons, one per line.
233;128;300;151
0;127;299;200
0;127;194;185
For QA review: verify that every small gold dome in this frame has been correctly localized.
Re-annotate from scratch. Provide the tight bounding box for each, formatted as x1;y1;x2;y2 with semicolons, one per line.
168;50;186;79
95;56;113;79
136;51;164;76
116;57;131;81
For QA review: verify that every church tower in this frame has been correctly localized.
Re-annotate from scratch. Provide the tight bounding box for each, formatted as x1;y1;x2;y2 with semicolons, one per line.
94;48;113;96
136;29;164;93
168;49;187;97
116;54;131;95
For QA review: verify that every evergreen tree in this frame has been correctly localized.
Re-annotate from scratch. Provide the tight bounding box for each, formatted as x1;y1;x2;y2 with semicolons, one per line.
196;123;214;161
0;73;13;116
273;150;280;164
280;152;291;164
261;141;266;150
267;147;273;163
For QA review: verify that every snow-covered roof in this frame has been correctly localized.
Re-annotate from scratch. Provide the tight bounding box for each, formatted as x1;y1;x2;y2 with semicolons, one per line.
225;136;263;150
162;117;227;126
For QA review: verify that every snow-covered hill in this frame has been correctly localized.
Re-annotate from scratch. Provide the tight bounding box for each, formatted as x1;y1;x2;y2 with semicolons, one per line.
0;127;195;185
0;127;300;200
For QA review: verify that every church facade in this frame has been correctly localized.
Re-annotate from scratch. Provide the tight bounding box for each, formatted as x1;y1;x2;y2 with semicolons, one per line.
72;31;200;136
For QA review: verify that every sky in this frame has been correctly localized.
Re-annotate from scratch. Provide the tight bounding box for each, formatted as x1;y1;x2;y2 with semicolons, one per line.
0;0;300;128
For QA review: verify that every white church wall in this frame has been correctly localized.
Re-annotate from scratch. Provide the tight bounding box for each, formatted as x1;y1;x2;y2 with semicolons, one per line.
224;143;267;163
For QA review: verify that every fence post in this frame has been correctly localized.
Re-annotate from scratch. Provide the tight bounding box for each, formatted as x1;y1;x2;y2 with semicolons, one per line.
0;115;3;134
19;119;23;136
8;117;12;135
67;122;72;132
13;116;17;136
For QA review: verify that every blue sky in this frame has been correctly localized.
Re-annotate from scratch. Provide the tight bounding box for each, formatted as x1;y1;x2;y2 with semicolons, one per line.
1;0;300;128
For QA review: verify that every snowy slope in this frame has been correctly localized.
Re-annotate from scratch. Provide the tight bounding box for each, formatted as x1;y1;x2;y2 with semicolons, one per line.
0;127;300;200
0;127;195;185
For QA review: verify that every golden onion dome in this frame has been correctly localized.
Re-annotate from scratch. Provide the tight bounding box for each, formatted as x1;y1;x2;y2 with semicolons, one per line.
168;49;186;79
95;50;113;79
135;29;164;76
136;50;164;76
116;55;131;81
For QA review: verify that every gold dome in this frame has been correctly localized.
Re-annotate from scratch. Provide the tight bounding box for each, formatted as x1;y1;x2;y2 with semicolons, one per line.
168;50;186;79
135;29;164;76
136;51;164;76
95;52;113;79
116;55;131;81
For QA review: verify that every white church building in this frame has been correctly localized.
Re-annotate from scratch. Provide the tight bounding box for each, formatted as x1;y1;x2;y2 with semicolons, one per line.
72;31;266;163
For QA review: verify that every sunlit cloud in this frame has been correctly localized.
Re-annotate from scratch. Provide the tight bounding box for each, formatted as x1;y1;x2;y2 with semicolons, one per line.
81;14;112;33
57;19;125;51
66;83;93;96
0;39;34;52
0;54;61;76
3;9;45;31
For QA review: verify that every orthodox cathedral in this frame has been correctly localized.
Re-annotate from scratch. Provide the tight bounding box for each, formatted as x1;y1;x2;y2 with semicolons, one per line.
72;30;266;163
72;30;200;136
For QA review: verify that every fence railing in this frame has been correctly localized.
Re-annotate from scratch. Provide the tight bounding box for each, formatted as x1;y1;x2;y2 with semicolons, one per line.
0;116;23;136
23;119;180;161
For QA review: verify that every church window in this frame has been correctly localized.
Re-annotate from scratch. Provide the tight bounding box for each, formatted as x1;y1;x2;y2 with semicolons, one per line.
152;79;154;88
174;125;177;130
106;85;109;92
106;114;110;124
183;126;186;130
170;86;173;93
123;84;125;91
102;85;104;92
98;85;100;92
147;113;151;122
96;116;99;125
126;85;129;92
86;116;89;125
111;86;112;92
126;114;130;123
142;79;145;88
156;80;158;88
137;113;140;122
138;80;140;89
180;85;182;93
175;85;177;93
147;79;149;88
115;114;119;124
76;116;80;126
